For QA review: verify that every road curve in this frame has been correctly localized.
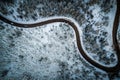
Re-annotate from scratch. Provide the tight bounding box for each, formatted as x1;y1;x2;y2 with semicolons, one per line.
0;0;120;73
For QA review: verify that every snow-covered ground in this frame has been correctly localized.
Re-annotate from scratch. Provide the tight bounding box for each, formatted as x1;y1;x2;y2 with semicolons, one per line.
81;0;118;67
117;18;120;48
0;0;120;80
0;21;108;80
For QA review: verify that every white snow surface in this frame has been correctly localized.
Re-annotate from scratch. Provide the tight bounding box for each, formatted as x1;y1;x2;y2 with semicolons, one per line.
0;21;108;80
0;0;119;79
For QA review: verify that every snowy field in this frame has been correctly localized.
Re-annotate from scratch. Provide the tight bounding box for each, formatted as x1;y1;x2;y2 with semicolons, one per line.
0;0;120;80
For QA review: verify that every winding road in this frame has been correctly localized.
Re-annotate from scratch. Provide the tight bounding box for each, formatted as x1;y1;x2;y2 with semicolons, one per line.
0;0;120;73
